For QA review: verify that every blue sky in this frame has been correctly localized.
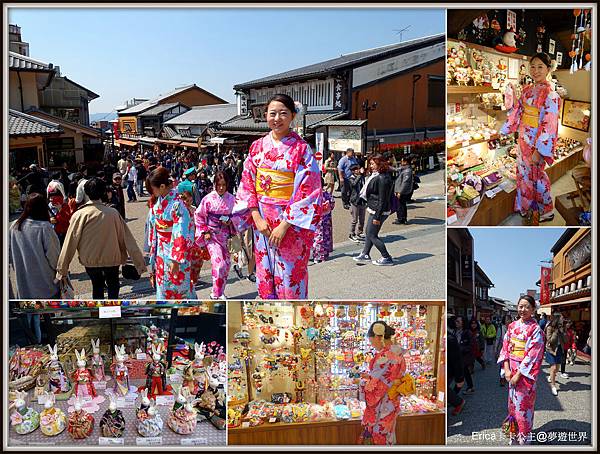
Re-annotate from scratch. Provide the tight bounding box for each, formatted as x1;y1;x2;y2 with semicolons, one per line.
469;228;567;304
8;7;445;114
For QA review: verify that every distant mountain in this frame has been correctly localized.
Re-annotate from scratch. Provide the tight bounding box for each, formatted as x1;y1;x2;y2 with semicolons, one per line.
90;112;118;122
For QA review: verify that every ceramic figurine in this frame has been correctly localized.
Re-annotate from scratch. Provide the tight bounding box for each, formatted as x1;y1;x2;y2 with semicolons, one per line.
9;390;40;435
168;394;198;435
145;343;167;398
90;339;106;382
46;344;72;395
183;342;207;396
72;349;97;399
39;392;67;436
136;388;151;419
137;399;163;437
197;362;226;430
110;345;132;397
100;394;125;438
67;396;94;439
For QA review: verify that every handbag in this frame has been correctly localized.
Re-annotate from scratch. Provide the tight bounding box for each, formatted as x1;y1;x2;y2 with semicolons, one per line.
121;264;141;280
59;276;75;299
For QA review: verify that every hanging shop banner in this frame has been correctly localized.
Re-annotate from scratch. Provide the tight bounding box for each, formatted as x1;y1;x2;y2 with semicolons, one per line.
352;42;445;88
315;132;325;172
540;266;552;305
327;125;363;153
462;254;473;280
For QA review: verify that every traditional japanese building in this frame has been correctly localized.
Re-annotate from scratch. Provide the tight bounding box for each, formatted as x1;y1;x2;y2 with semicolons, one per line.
447;228;475;319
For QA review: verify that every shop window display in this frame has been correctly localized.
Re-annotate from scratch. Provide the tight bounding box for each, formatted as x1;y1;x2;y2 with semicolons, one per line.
446;9;593;227
7;301;226;447
227;301;445;445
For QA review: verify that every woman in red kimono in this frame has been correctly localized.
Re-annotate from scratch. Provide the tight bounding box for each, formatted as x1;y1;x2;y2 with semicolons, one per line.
359;321;406;445
501;53;561;224
497;295;545;445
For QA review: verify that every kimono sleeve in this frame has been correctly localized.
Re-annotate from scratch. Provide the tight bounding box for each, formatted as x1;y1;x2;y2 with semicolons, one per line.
282;144;322;231
518;325;545;380
147;207;158;270
500;94;524;135
535;91;560;163
232;142;260;232
170;201;192;264
193;198;210;247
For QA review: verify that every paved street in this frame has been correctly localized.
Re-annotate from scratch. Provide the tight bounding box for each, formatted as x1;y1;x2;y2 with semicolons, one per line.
447;355;593;446
10;169;445;301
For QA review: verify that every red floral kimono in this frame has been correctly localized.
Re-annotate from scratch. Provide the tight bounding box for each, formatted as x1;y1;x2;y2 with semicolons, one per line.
360;344;407;445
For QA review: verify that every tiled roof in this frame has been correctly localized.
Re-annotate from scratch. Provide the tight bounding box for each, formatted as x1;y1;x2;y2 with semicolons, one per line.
235;34;445;89
218;111;347;132
161;125;178;139
118;85;195;115
312;119;366;127
164;103;238;126
26;109;100;137
138;103;184;117
9;51;53;71
9;109;62;136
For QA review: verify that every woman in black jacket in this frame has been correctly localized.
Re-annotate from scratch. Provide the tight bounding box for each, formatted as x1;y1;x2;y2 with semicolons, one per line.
353;153;394;265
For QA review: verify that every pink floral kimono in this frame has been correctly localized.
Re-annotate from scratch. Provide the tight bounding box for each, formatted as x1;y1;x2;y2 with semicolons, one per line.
497;318;544;441
501;81;560;221
194;190;236;298
360;344;407;445
233;131;322;299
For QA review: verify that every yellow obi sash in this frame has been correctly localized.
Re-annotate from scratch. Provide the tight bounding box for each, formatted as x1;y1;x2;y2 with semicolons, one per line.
256;168;294;200
155;218;173;242
522;104;539;128
509;337;526;360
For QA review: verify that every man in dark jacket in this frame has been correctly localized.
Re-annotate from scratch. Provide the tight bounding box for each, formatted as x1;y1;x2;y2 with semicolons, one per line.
347;164;366;242
107;172;126;219
17;164;45;195
448;315;466;416
135;160;147;197
393;156;414;224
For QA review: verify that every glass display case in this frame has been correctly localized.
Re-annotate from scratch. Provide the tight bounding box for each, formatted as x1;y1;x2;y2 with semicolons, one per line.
227;301;445;446
7;301;226;447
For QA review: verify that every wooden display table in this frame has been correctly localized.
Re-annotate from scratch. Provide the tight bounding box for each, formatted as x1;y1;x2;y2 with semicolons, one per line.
228;411;445;445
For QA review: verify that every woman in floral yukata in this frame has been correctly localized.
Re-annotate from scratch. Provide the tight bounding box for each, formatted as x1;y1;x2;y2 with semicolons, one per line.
501;52;561;224
233;93;322;299
194;171;236;300
360;321;406;445
497;295;545;445
146;167;196;299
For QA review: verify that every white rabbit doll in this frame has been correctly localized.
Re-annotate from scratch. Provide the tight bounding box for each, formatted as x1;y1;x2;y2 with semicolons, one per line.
168;393;198;435
137;388;151;419
137;398;163;437
9;390;40;434
145;343;167;397
39;391;67;436
100;394;126;438
90;339;106;381
111;344;130;397
67;395;94;439
73;348;97;399
46;344;71;394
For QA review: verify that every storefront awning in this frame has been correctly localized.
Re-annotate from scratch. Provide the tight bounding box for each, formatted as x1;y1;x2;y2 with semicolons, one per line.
116;139;138;147
210;136;230;145
548;297;591;307
179;141;199;148
156;139;181;145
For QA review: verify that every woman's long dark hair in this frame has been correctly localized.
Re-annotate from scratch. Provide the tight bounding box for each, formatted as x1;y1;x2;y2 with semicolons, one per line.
15;192;50;230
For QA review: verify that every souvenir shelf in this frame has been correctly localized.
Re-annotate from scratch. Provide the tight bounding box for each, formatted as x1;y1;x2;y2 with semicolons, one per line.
8;301;226;447
227;301;445;445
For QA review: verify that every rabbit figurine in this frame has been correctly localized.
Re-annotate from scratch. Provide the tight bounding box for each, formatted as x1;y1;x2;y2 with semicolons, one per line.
46;344;71;395
90;339;106;381
73;348;97;399
168;394;198;435
111;345;130;397
100;394;125;438
39;392;67;436
9;390;40;434
137;399;163;437
136;388;151;420
67;396;94;439
145;343;167;398
183;342;206;395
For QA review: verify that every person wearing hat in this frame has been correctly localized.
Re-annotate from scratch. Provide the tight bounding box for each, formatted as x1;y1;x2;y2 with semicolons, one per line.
183;166;202;206
107;172;126;219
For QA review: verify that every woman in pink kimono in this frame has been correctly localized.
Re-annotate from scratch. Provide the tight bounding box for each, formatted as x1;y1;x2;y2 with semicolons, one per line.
194;171;236;299
500;53;560;224
233;94;322;299
360;321;406;445
147;167;195;300
497;295;545;445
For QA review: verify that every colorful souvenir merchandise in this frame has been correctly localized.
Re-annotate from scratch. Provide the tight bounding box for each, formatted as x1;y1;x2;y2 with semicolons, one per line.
9;390;40;435
109;344;138;397
45;344;73;398
72;349;98;398
145;343;169;398
137;399;164;437
90;339;106;382
99;395;125;438
447;10;593;226
168;392;198;435
39;392;67;436
227;301;444;444
67;397;95;439
9;347;45;391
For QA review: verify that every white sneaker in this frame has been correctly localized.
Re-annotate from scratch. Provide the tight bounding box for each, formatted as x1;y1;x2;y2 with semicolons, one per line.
551;386;558;396
560;373;569;379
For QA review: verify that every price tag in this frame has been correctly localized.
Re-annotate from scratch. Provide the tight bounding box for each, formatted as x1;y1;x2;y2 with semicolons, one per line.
116;397;135;408
37;394;51;405
136;353;147;360
269;417;277;423
168;374;183;384
99;437;125;446
99;306;121;319
181;438;208;446
472;196;481;205
438;391;445;402
156;394;175;406
485;190;496;199
241;421;250;428
136;436;162;446
447;214;458;225
94;381;107;390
